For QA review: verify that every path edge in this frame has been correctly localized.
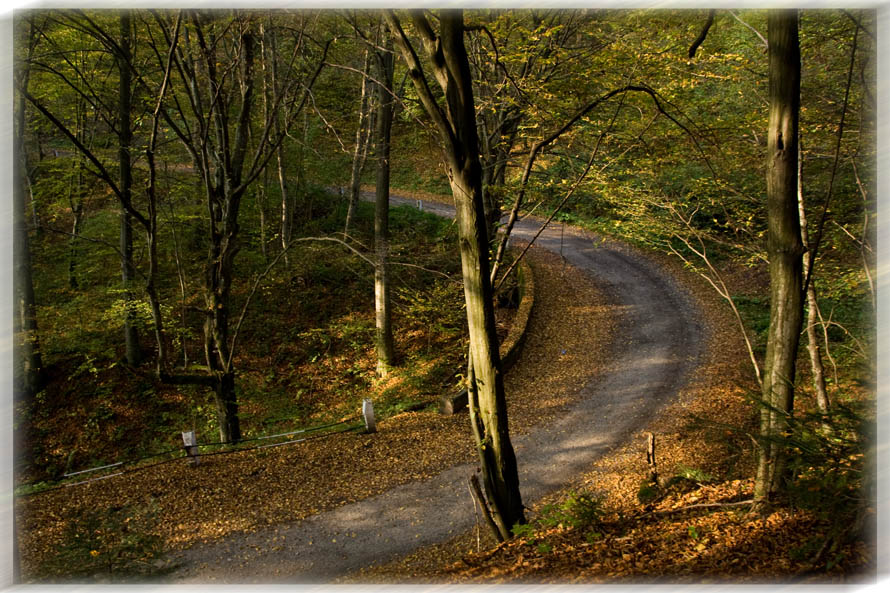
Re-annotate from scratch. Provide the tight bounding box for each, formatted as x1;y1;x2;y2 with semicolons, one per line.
439;256;535;415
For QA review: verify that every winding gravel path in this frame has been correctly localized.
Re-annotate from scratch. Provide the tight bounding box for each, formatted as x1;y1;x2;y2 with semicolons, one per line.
164;194;706;583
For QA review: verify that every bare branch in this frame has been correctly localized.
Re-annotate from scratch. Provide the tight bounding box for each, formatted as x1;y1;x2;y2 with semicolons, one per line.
688;9;716;58
729;10;768;49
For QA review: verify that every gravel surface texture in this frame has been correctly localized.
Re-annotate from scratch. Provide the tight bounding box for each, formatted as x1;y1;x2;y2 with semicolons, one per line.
162;191;708;583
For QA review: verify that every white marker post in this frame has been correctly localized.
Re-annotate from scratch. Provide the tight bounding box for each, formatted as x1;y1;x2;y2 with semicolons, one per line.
362;399;377;434
181;431;199;465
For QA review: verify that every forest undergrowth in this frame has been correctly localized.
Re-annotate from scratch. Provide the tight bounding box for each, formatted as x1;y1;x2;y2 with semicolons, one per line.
344;191;875;584
14;190;558;582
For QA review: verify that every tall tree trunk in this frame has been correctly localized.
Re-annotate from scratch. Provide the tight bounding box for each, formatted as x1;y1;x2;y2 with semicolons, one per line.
13;23;45;399
195;22;256;445
204;186;242;444
345;50;373;235
480;112;519;245
298;110;309;220
267;26;292;258
68;99;85;290
386;9;525;538
258;20;272;263
119;10;141;366
451;161;523;539
755;10;805;503
258;162;269;262
68;185;84;290
797;146;829;413
374;39;395;376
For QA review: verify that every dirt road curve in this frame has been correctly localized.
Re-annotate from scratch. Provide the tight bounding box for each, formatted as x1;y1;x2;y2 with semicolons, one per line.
165;194;706;583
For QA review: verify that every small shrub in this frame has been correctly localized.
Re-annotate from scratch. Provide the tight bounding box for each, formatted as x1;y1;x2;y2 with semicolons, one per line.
513;491;604;551
673;464;715;485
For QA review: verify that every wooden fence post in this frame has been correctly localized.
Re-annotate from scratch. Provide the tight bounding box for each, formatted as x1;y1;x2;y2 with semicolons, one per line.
362;399;377;434
646;432;657;484
182;430;199;465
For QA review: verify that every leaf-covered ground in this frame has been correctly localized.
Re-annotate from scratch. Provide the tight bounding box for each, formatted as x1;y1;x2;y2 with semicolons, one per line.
16;240;618;581
17;190;873;583
341;232;875;584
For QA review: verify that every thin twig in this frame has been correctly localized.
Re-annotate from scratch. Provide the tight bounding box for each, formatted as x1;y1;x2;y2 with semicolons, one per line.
729;11;769;49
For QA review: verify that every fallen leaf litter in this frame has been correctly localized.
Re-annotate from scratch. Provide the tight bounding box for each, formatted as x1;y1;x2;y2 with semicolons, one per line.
16;242;617;580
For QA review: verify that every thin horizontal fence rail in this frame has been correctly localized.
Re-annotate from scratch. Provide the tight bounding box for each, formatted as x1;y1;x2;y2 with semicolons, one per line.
62;461;123;479
244;420;353;443
255;424;361;450
198;424;361;458
18;415;364;497
23;451;191;497
132;445;187;463
63;471;124;489
195;419;354;450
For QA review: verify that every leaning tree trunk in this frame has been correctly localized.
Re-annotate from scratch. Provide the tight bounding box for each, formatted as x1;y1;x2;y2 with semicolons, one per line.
452;163;524;540
755;9;805;503
441;12;524;539
374;39;395;375
118;11;141;366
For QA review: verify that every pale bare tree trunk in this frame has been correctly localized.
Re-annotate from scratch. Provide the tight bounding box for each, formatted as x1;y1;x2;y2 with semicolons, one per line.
373;38;395;375
755;10;805;503
268;27;291;257
258;165;269;262
68;98;87;290
68;165;85;290
258;20;272;263
345;50;373;236
797;145;829;413
298;110;309;220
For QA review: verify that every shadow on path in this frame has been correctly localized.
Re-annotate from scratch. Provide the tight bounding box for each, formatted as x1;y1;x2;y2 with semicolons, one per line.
164;193;706;583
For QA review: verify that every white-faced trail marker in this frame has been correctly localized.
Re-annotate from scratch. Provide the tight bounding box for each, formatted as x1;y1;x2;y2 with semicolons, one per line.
182;430;200;465
362;399;377;434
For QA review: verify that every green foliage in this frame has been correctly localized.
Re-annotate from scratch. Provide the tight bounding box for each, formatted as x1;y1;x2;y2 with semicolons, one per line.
398;281;464;340
537;492;604;530
759;400;875;571
512;491;604;547
36;501;165;581
672;464;716;485
637;482;659;504
781;403;872;516
100;293;160;332
731;294;770;347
